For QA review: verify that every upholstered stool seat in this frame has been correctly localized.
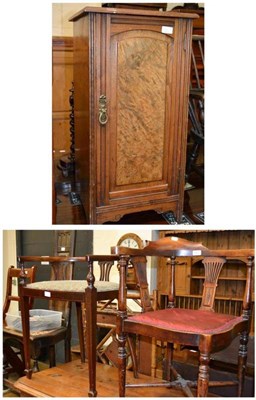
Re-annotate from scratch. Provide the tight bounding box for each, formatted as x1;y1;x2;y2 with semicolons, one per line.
26;280;119;292
127;308;244;335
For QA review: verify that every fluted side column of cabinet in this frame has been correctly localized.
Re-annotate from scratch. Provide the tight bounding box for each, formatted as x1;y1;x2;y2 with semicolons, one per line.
70;7;197;224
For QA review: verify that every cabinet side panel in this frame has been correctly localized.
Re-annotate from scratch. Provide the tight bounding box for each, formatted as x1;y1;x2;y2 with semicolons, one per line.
73;17;90;216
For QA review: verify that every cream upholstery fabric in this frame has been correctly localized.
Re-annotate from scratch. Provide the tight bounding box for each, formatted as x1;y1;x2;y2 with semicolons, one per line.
26;280;119;292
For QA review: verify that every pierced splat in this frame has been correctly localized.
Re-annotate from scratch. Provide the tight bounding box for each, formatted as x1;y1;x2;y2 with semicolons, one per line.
200;257;226;311
98;260;115;282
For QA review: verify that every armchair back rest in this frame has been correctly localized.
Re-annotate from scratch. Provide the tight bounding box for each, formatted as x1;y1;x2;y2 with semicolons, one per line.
3;265;36;321
200;257;226;312
116;255;153;313
130;256;153;312
167;255;254;317
200;256;254;319
112;237;254;319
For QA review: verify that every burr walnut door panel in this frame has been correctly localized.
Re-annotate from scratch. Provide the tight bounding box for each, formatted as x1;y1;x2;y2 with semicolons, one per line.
102;30;177;206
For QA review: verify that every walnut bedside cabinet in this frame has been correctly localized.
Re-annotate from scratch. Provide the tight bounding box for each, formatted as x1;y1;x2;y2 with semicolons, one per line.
70;7;198;224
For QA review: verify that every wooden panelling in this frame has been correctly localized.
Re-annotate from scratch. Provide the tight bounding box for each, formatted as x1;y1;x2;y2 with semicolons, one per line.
158;231;255;297
159;230;255;249
53;117;72;154
52;37;73;160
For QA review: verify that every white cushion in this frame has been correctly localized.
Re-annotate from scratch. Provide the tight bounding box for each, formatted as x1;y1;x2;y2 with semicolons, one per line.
26;280;119;292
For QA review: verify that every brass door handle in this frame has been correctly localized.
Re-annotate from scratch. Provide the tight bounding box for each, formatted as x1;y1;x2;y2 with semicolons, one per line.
98;95;108;125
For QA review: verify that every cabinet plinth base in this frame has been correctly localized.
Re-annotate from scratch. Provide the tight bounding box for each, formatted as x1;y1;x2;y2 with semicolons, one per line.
92;199;182;224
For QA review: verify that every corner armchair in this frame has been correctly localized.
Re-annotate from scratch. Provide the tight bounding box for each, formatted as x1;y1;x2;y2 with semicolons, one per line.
111;236;254;397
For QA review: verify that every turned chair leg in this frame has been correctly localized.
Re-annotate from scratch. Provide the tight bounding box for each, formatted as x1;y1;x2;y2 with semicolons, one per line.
197;351;210;397
237;331;248;396
118;332;127;397
165;342;174;381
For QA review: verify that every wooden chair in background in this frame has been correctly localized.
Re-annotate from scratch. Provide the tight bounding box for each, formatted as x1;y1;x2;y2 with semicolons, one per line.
112;236;254;397
3;256;76;379
3;266;37;383
3;231;76;388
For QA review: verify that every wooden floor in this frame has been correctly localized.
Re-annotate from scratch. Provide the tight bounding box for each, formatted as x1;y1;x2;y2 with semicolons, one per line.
14;360;194;397
54;160;204;225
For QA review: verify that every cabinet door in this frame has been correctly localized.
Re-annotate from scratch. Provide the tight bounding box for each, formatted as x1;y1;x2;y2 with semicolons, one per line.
104;29;178;204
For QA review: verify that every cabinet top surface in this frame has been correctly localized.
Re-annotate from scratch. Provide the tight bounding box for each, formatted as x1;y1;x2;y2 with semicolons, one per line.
70;6;199;22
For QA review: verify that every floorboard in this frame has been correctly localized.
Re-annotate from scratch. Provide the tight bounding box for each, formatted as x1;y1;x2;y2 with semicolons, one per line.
14;360;193;397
